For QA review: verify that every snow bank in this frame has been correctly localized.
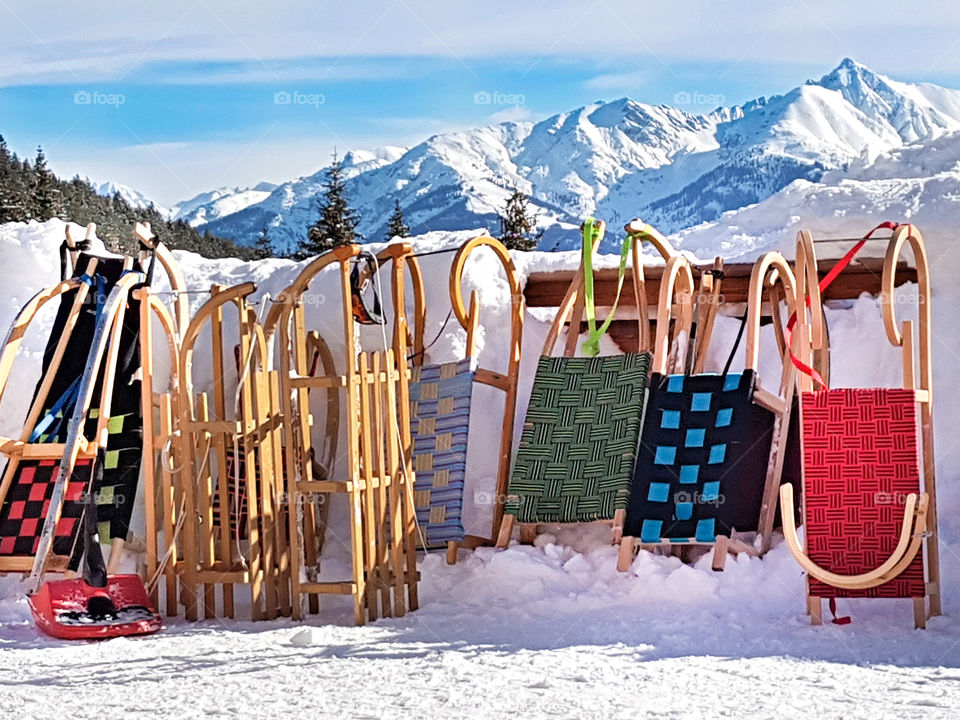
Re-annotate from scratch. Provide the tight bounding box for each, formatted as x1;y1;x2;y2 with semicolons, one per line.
1;217;959;716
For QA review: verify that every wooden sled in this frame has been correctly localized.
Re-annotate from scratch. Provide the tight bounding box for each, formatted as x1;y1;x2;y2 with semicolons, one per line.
405;235;523;563
170;282;291;621
619;250;800;571
497;219;667;550
273;244;420;625
781;224;940;628
20;269;161;638
1;224;185;577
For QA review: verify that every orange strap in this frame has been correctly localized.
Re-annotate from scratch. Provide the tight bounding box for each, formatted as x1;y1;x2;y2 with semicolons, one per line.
786;222;900;388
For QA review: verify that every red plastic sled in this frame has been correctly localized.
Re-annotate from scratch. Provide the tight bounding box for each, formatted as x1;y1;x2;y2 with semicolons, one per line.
28;575;162;640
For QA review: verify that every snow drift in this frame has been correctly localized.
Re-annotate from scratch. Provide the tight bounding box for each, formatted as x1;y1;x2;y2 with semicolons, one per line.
1;194;959;714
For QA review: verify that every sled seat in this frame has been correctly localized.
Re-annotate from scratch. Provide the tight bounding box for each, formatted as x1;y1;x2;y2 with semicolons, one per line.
409;359;475;549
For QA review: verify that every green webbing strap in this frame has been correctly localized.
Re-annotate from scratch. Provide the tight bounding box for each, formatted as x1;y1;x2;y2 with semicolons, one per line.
582;219;634;357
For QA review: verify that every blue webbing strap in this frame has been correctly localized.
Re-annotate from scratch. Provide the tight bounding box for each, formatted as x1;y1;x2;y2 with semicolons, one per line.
27;274;107;443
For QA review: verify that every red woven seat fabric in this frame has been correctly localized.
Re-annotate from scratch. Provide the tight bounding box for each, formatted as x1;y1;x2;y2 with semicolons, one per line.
801;388;925;598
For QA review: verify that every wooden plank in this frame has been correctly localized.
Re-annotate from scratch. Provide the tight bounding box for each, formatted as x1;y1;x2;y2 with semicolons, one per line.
159;394;179;617
524;259;918;308
254;365;278;621
209;298;234;619
300;581;357;595
196;394;217;620
268;370;292;617
288;375;348;389
373;351;392;616
383;350;406;618
358;353;380;620
194;570;249;583
238;322;264;622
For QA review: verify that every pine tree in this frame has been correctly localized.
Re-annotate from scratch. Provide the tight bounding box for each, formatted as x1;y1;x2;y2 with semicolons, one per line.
0;135;20;223
254;225;274;259
0;134;263;259
30;146;59;221
498;189;540;251
385;199;410;240
302;150;361;255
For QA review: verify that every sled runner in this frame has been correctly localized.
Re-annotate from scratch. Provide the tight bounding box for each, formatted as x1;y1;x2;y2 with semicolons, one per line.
779;224;941;628
619;250;800;571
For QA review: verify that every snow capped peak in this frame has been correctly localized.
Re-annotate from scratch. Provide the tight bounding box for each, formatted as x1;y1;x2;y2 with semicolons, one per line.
810;58;960;143
174;61;960;254
341;146;407;169
171;184;279;227
817;57;879;88
95;181;167;216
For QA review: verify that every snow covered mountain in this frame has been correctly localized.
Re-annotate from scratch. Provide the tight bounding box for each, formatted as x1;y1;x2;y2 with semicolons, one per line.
187;59;960;254
170;182;279;227
95;180;169;217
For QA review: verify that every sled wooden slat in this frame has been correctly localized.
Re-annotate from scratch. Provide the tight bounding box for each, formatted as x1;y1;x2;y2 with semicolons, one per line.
300;581;356;595
159;394;179;616
373;351;392;615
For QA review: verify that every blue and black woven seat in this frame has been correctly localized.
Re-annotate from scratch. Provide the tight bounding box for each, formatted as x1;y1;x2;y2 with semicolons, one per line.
625;369;775;545
619;252;801;571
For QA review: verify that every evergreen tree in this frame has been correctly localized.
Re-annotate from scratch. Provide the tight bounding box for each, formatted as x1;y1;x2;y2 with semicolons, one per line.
0;135;22;223
254;225;274;259
30;146;58;221
498;189;540;251
0;133;261;259
302;150;361;255
385;199;410;240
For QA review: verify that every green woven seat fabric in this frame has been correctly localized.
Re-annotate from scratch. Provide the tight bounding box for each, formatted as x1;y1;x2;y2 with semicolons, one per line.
506;352;651;523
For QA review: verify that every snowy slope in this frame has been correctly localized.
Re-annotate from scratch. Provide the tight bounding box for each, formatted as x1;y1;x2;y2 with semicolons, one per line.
169;182;278;227
1;217;960;718
191;59;960;254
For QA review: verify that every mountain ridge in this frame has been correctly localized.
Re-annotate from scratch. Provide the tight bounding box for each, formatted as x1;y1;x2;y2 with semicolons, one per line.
135;59;960;253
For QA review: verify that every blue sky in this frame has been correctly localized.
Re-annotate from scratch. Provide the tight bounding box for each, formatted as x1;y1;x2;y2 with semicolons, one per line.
1;1;959;206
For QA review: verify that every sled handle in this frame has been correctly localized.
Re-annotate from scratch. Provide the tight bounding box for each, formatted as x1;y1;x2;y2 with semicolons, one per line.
746;252;799;374
372;242;425;364
448;234;525;542
652;255;695;375
882;224;931;394
624;219;677;262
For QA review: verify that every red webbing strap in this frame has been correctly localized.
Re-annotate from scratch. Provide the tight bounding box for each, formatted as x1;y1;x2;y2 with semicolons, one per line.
828;597;852;625
786;221;900;388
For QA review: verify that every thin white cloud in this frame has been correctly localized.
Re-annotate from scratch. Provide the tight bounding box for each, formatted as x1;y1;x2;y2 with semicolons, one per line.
583;69;651;92
488;105;537;123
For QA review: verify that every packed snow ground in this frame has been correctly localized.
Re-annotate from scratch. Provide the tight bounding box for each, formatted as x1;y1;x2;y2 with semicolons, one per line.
2;218;960;718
